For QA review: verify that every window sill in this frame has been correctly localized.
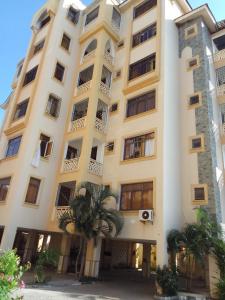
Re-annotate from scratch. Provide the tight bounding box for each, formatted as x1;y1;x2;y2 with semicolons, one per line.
44;112;59;121
192;200;208;205
0;155;19;163
132;35;157;50
120;155;156;164
189;147;205;154
124;109;157;122
23;202;39;208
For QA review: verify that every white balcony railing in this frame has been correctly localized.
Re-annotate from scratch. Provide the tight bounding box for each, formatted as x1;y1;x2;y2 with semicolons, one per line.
77;81;91;95
217;84;225;97
88;159;103;176
63;157;80;173
83;51;95;63
214;49;225;63
70;116;86;132
104;51;114;66
111;20;120;34
95;118;107;134
56;206;71;219
99;82;111;98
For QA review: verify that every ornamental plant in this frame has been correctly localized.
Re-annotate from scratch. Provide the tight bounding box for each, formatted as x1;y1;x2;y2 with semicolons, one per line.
156;265;178;296
0;250;30;300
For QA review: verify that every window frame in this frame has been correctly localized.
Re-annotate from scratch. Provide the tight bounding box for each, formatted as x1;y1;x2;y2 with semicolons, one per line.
105;141;115;155
24;177;41;205
61;33;71;52
133;0;157;19
33;39;45;56
132;23;157;48
123;131;156;161
54;62;65;82
126;90;156;118
0;177;11;203
67;6;80;24
12;99;29;121
23;66;38;87
185;24;198;40
187;56;200;71
40;133;53;159
120;181;154;211
45;94;61;119
85;6;99;26
5;135;22;158
128;53;156;81
189;134;205;153
188;92;202;109
191;184;208;205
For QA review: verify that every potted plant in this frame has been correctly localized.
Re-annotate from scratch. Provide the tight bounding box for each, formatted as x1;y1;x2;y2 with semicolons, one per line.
154;265;179;300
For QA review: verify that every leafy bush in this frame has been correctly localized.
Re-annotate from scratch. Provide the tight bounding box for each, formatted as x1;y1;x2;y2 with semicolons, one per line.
0;250;30;300
216;277;225;300
156;265;178;296
34;249;59;283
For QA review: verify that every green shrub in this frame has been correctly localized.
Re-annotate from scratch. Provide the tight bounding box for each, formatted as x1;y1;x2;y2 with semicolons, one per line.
0;250;30;300
156;265;178;296
216;276;225;300
34;249;59;283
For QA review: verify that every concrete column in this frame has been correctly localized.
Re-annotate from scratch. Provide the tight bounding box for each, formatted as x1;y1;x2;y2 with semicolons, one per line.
57;234;71;274
208;255;220;299
0;225;17;251
142;244;151;278
84;238;102;278
156;236;168;267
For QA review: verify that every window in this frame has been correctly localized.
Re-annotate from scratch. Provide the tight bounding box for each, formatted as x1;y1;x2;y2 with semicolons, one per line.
72;99;88;121
61;33;71;51
114;70;121;79
84;39;97;56
39;15;50;29
23;66;38;86
117;40;124;49
78;65;94;86
6;136;22;158
124;132;155;160
190;135;204;152
188;93;201;108
185;24;197;39
132;23;156;47
85;6;99;25
126;90;156;118
112;7;121;29
40;134;53;158
105;141;114;154
134;0;157;19
54;62;65;82
0;177;11;202
129;54;156;80
216;66;225;86
120;182;154;210
101;66;112;87
67;6;80;24
214;35;225;51
57;185;74;206
25;177;41;204
110;103;118;113
13;99;29;121
192;184;208;204
187;57;199;70
46;94;61;118
33;40;45;56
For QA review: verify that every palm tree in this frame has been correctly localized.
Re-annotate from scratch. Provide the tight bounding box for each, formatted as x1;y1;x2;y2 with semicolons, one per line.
59;182;124;279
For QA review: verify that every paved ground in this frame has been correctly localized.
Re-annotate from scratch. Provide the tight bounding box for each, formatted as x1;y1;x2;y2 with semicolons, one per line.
15;270;155;300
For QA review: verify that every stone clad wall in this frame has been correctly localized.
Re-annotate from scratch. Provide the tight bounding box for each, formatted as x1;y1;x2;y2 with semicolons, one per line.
178;17;222;221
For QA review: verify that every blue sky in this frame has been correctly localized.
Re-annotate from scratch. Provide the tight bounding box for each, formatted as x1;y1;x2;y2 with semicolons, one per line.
0;0;224;124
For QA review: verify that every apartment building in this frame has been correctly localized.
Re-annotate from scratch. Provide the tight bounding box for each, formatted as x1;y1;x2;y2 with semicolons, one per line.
0;0;225;287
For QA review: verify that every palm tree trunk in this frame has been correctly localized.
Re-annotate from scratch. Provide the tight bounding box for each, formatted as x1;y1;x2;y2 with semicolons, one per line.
75;236;83;278
79;238;87;280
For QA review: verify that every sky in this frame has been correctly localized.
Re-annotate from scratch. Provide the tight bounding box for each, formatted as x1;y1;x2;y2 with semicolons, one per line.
0;0;224;124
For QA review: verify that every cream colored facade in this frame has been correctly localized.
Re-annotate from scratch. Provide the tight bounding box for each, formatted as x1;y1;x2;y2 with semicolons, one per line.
0;0;225;288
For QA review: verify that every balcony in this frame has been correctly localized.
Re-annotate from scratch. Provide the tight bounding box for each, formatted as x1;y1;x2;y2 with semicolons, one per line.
63;157;80;172
95;118;107;134
88;158;103;176
83;50;95;63
77;81;91;95
99;82;111;98
70;116;86;132
214;49;225;65
56;206;71;220
104;51;114;66
111;20;120;34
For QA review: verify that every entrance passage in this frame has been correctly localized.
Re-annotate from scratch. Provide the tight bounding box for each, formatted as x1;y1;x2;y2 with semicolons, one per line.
100;239;157;281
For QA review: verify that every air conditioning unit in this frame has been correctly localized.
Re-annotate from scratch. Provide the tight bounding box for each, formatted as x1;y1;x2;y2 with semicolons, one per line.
139;210;153;222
